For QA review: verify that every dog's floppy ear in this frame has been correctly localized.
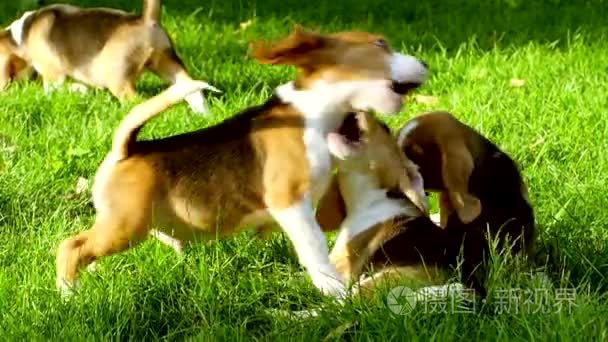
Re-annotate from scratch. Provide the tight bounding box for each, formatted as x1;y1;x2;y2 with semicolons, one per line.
316;175;347;232
441;143;482;223
250;24;325;66
399;158;429;214
0;58;10;90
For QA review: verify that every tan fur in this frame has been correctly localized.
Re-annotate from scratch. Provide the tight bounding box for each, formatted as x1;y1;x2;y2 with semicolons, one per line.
56;26;422;294
400;112;486;225
354;266;450;298
251;26;393;88
0;30;32;90
13;0;201;100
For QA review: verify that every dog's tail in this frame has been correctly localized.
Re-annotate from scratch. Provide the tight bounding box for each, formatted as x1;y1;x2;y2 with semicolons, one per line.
111;80;217;160
142;0;161;22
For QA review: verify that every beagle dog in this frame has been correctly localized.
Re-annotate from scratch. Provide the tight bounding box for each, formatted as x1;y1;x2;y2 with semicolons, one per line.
0;29;32;90
268;111;537;322
396;111;536;290
314;112;480;298
6;0;215;113
55;26;428;299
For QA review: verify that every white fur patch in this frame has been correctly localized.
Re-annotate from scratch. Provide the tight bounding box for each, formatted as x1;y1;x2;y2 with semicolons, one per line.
86;261;98;272
174;76;220;115
329;169;420;263
276;79;407;200
331;193;415;258
276;82;339;200
8;11;34;45
169;79;219;102
429;212;441;225
397;119;419;146
43;79;65;94
326;132;360;161
150;230;184;254
69;83;89;94
267;194;346;299
390;53;428;85
57;278;79;300
276;79;402;119
184;91;208;114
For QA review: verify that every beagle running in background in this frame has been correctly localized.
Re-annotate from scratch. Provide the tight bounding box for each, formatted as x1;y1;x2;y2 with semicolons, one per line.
6;0;215;113
55;26;428;299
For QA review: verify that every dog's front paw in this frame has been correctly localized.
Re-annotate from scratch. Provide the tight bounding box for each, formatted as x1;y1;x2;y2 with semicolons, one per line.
86;261;98;273
68;83;89;94
56;278;79;301
314;274;347;300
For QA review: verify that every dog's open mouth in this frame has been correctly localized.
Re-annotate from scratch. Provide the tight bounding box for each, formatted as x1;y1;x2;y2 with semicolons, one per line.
391;81;422;95
337;112;362;145
327;112;363;160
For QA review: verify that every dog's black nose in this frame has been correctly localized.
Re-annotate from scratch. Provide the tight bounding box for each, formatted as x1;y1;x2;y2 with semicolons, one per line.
391;81;419;95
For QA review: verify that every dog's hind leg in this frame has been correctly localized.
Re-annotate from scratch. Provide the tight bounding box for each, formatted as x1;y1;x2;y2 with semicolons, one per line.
55;210;151;298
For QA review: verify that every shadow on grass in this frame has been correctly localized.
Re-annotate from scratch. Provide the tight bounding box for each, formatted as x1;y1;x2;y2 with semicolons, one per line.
1;0;607;53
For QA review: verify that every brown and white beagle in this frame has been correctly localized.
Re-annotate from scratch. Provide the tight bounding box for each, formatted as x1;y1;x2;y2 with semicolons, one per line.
55;26;428;299
396;111;536;290
313;112;457;297
6;0;215;113
312;111;536;301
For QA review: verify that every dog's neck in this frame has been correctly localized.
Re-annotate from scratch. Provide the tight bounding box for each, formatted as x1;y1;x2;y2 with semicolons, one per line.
332;170;420;248
275;81;358;133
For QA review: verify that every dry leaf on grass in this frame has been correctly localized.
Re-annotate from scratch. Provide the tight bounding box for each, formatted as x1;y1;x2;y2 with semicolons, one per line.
235;19;253;33
530;136;545;148
510;78;526;87
414;94;439;105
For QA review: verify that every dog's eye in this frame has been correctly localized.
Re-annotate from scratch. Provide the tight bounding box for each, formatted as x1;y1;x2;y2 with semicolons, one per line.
373;39;388;49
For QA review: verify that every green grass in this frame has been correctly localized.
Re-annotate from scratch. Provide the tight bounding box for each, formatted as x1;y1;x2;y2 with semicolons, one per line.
1;0;608;340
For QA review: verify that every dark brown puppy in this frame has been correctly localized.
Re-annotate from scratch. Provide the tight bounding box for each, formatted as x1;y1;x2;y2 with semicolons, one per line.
396;111;536;291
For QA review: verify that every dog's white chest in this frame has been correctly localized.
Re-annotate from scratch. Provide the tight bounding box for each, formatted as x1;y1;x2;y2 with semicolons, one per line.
304;128;333;202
